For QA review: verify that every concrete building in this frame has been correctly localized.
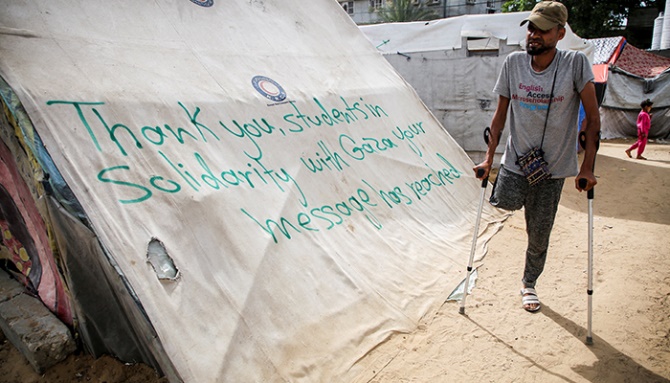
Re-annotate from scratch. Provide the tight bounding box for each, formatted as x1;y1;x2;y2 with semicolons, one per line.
339;0;503;25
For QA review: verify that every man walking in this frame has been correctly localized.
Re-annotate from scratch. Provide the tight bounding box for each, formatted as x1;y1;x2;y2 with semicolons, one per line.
473;1;600;312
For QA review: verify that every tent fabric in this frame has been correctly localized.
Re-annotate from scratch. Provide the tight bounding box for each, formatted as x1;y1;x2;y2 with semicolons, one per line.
592;37;670;139
601;70;670;110
592;63;610;84
591;37;626;65
600;107;670;139
590;37;626;83
1;37;171;373
613;43;670;79
0;1;508;382
375;48;512;160
600;68;670;139
45;194;180;379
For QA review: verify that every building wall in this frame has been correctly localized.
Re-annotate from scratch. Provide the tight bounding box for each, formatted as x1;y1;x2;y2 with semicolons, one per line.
339;0;502;25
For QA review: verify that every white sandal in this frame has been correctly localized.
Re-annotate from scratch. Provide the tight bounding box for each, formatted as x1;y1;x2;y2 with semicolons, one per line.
520;288;541;313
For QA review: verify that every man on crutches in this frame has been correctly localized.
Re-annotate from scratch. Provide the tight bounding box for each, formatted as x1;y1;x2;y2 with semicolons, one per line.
472;1;600;315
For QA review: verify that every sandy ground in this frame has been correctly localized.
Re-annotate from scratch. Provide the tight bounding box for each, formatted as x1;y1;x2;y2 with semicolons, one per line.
1;139;669;383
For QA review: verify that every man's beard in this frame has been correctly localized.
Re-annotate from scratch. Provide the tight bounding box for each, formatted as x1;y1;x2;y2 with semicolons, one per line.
526;42;550;56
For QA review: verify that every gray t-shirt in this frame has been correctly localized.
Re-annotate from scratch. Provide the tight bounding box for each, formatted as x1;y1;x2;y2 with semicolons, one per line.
493;49;594;178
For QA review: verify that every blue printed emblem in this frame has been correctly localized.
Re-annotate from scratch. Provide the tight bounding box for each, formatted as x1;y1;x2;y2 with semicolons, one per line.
189;0;213;7
251;76;287;102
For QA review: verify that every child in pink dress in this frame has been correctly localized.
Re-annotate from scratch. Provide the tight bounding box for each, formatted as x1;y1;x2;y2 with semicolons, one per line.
626;99;653;160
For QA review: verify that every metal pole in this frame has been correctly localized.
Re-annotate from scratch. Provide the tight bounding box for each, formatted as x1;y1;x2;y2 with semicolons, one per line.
578;131;599;345
586;190;594;345
459;127;490;315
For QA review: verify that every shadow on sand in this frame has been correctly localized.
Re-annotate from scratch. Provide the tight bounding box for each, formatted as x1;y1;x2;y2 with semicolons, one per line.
541;305;670;383
465;306;670;383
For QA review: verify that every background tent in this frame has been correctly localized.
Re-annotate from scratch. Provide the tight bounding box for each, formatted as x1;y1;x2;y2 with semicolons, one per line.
590;36;626;104
360;12;594;164
593;37;670;139
0;1;507;382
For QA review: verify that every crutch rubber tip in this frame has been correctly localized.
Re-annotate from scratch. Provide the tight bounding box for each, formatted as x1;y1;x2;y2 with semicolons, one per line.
585;336;593;345
458;307;465;315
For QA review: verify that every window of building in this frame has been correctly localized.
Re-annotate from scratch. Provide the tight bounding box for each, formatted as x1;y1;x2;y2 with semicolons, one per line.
370;0;384;9
341;1;354;14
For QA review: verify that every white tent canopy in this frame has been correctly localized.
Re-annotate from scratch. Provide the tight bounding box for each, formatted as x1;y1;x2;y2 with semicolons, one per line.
0;1;506;382
360;12;593;56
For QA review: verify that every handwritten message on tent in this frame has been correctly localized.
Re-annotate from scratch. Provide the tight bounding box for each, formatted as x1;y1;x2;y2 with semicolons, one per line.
46;91;464;244
0;1;505;382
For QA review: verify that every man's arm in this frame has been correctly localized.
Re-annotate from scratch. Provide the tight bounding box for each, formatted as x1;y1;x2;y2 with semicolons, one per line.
474;95;509;179
576;81;601;191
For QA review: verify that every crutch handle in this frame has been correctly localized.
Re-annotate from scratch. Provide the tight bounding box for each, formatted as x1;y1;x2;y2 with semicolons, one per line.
476;168;488;187
477;127;491;186
578;178;587;189
578;178;594;199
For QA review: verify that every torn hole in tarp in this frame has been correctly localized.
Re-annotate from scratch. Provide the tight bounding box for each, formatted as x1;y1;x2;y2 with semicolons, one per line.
146;238;179;281
446;268;478;302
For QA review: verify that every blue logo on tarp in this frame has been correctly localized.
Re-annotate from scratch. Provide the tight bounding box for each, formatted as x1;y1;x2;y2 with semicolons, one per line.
251;76;287;102
189;0;213;7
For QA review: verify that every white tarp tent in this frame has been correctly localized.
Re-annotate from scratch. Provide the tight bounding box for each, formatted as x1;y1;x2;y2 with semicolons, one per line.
360;12;592;54
0;1;507;382
360;13;594;162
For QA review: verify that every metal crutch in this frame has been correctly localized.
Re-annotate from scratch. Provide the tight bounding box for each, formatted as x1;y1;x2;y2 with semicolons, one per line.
459;127;491;315
578;131;600;345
